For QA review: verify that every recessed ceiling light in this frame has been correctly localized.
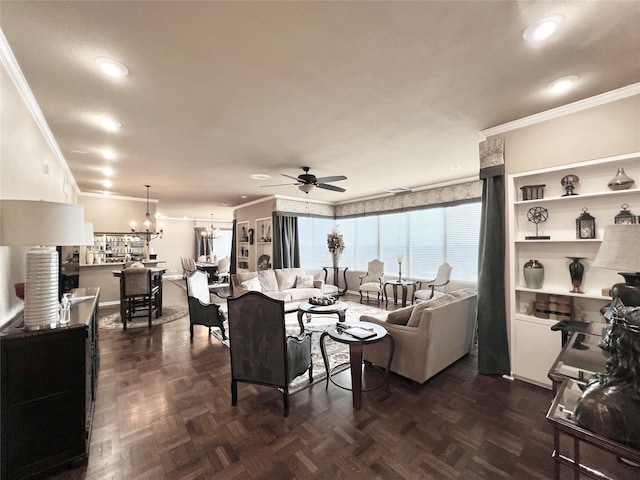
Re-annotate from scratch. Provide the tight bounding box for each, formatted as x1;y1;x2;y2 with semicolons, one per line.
102;167;114;177
100;117;121;131
103;191;111;196
102;179;113;188
385;187;411;193
250;174;271;180
449;165;462;170
101;149;117;160
523;14;564;43
547;75;579;94
240;195;248;199
95;57;129;77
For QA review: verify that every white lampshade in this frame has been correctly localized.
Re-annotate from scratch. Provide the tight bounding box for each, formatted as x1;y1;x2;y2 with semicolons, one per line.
592;225;640;272
1;200;85;329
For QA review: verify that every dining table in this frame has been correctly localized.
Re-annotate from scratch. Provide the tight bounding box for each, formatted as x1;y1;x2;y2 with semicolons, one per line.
112;267;166;322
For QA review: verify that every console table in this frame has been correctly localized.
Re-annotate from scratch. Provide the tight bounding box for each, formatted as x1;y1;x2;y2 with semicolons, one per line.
323;266;348;296
0;288;100;480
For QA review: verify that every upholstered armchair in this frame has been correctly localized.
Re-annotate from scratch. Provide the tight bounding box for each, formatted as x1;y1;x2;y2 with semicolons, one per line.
359;259;385;304
185;270;227;340
227;291;312;417
121;267;159;330
216;256;231;283
412;263;452;303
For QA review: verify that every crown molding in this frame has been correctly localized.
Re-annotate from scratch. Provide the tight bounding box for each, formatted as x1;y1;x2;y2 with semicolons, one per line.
0;28;80;194
78;191;158;203
481;82;640;137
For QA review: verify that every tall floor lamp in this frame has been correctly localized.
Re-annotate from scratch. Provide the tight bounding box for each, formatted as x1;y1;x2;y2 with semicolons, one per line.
592;224;640;307
1;200;85;329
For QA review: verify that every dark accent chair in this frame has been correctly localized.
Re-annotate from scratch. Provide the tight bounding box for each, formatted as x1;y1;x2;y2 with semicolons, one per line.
227;291;313;416
122;267;159;330
185;270;227;341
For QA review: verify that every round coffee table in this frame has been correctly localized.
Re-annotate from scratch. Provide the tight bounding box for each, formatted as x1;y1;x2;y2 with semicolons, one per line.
297;300;349;324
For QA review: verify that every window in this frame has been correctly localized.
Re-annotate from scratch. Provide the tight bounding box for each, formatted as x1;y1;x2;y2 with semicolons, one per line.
298;217;334;270
298;200;480;282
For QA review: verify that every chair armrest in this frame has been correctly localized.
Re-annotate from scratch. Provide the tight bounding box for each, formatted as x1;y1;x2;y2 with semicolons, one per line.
415;278;435;290
313;279;324;289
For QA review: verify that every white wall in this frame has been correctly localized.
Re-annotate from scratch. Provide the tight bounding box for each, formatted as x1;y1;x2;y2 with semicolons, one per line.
0;65;79;326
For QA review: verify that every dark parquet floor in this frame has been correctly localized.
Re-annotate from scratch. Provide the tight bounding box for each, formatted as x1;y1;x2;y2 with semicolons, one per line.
41;280;637;479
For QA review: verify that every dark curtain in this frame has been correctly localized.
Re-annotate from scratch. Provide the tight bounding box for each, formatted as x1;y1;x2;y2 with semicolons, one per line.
272;213;299;268
230;219;237;274
194;227;212;258
477;138;511;375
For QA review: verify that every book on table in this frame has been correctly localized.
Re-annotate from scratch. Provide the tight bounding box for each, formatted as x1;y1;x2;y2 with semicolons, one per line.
341;326;376;340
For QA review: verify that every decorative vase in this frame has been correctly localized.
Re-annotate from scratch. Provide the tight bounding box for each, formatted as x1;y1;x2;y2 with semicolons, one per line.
85;248;94;265
567;257;585;294
523;259;544;289
331;251;341;268
607;167;635;191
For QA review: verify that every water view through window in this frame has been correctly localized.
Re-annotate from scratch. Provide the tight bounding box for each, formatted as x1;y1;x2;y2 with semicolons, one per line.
298;201;481;282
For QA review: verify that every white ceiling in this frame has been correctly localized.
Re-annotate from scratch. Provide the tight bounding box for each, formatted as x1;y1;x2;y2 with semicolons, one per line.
1;1;639;220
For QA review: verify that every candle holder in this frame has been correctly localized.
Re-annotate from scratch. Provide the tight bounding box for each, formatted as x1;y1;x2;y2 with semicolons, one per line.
397;255;404;282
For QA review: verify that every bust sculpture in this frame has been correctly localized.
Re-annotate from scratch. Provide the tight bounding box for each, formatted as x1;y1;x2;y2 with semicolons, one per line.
574;304;640;449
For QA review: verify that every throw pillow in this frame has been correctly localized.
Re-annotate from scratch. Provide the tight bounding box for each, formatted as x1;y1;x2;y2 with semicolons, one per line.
296;274;314;288
240;277;262;292
386;305;413;325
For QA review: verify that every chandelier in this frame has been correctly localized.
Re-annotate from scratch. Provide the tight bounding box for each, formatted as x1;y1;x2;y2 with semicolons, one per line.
201;213;221;239
131;185;163;242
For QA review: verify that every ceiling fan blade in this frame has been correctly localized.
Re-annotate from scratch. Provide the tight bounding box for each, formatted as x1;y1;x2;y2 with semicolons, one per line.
315;175;347;183
317;183;346;192
261;182;299;187
281;173;301;182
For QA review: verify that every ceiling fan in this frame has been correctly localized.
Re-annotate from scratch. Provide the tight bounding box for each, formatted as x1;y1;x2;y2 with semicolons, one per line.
262;167;347;193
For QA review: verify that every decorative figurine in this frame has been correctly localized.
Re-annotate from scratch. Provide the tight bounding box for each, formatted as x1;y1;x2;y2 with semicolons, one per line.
561;174;580;196
525;206;550;240
574;305;640;450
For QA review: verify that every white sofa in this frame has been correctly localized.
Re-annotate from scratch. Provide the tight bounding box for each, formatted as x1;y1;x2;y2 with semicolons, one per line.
361;288;477;384
231;268;324;311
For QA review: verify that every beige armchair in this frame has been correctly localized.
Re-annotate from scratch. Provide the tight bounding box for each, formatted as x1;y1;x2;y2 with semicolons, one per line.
359;259;385;304
361;289;477;384
412;263;452;303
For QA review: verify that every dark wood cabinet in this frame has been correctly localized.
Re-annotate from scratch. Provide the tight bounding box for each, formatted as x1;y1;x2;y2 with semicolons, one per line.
1;288;100;480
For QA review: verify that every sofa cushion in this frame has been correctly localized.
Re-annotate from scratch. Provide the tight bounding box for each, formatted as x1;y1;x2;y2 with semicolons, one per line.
235;271;258;285
266;291;293;302
240;277;262;292
406;301;431;327
275;268;306;290
283;287;322;302
257;270;279;292
387;305;414;325
296;274;314;288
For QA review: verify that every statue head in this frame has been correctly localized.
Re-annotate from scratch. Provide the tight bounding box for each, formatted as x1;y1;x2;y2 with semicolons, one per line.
598;304;640;398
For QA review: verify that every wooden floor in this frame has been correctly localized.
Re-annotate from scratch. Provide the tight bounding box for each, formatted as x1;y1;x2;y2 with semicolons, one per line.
42;281;633;479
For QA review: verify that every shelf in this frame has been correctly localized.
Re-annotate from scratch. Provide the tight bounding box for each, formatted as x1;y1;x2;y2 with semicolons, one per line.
514;238;601;244
515;286;610;301
514;188;637;206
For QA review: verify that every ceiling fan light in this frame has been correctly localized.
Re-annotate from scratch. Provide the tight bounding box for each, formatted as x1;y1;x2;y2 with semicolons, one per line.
299;184;314;194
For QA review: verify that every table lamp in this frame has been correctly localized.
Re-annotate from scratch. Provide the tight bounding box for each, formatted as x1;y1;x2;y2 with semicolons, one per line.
1;200;85;329
592;224;640;306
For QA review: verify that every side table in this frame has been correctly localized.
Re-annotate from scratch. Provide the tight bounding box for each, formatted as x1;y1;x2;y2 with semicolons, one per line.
320;321;394;409
323;266;348;296
384;280;415;308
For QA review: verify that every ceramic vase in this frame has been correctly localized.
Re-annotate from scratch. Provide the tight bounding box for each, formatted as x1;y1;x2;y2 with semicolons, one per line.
567;257;585;294
331;251;341;268
607;167;635;191
523;259;544;289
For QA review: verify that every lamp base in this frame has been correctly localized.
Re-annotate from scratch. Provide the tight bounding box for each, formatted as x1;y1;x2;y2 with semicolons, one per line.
24;247;60;330
612;272;640;307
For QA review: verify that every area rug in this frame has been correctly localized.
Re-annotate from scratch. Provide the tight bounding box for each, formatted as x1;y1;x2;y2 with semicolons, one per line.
211;301;387;394
99;305;189;330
